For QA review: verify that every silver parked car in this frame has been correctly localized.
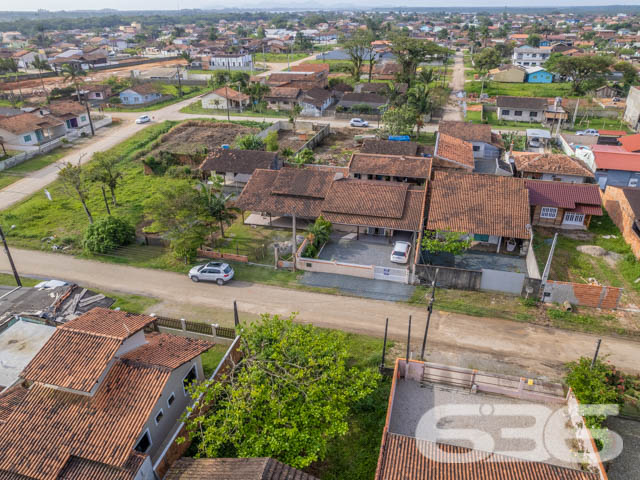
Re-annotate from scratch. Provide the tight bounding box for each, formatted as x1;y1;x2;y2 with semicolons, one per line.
390;241;412;264
188;262;234;285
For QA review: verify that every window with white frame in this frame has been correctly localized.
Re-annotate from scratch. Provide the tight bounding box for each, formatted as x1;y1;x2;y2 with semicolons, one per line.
155;409;164;424
167;393;175;407
629;177;638;188
563;212;585;225
540;207;557;219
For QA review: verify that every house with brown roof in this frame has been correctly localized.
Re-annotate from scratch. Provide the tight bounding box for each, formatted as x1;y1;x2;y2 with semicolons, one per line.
199;148;281;185
510;152;595;183
602;185;640;259
337;92;388;113
0;112;66;148
374;358;605;480
202;87;250;111
264;87;302;112
348;153;431;186
496;96;548;123
360;139;427;157
0;307;214;480
433;133;475;170
40;100;91;131
525;180;602;229
299;87;334;117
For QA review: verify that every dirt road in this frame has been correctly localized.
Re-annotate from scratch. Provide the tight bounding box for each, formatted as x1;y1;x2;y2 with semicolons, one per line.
442;51;465;121
2;248;638;374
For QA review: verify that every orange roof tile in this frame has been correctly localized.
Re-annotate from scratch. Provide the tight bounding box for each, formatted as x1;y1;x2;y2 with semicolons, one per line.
60;308;155;340
435;133;474;169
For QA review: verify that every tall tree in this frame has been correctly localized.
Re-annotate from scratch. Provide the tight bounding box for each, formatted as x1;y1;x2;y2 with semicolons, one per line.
31;56;51;101
344;30;371;81
89;152;123;207
61;63;94;135
407;83;433;137
545;54;614;94
182;313;379;469
58;160;94;224
288;104;302;134
390;34;445;87
196;176;239;238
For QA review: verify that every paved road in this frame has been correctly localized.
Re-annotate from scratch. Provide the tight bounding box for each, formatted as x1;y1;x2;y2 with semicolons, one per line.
2;248;639;374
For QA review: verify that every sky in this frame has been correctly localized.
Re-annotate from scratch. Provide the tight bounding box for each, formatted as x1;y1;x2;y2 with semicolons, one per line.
5;0;640;12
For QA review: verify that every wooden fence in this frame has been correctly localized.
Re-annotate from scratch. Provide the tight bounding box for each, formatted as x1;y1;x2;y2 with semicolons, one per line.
154;315;237;339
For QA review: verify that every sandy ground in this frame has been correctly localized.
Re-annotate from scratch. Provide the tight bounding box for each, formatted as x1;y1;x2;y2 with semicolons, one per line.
2;248;639;377
442;51;465;122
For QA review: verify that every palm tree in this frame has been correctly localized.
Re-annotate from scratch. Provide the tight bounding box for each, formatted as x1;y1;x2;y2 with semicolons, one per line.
196;176;239;239
61;63;94;136
32;56;52;102
407;83;433;138
177;51;193;97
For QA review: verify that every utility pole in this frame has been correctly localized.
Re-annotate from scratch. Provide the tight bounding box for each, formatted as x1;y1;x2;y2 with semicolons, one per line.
0;225;21;287
380;318;389;373
572;98;580;128
405;315;411;368
540;232;557;299
591;339;602;369
83;95;95;137
420;269;438;361
291;213;296;272
225;57;231;122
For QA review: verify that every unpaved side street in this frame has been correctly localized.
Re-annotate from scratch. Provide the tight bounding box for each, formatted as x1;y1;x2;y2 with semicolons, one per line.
2;248;638;375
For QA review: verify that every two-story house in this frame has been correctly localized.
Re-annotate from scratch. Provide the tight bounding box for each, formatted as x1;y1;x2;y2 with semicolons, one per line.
511;46;551;67
0;308;214;480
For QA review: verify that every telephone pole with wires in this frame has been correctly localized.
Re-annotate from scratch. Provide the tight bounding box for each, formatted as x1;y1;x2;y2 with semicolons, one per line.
0;225;21;287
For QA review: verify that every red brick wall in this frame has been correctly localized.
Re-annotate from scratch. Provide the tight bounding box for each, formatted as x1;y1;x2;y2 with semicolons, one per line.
602;186;640;260
197;248;248;263
547;280;622;309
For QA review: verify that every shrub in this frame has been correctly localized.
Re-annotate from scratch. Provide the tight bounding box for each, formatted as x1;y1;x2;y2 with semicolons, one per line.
265;130;279;152
165;165;193;178
234;134;264;150
83;216;135;254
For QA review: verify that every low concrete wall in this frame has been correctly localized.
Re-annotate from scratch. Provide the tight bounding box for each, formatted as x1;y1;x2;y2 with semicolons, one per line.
543;280;622;309
414;264;482;290
197;247;248;263
295;237;375;279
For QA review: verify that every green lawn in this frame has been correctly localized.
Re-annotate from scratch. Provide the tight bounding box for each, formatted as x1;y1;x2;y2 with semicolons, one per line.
255;52;309;63
564;116;631;133
180;100;289;118
465;80;574;98
466;110;540;130
202;343;234;377
0;148;67;190
104;85;207;112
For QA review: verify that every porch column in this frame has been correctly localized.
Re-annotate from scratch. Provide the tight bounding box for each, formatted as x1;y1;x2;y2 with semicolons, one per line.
496;236;502;254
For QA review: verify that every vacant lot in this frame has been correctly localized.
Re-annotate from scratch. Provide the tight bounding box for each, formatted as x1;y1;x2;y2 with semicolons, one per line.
313;128;360;166
0;148;67;190
465;80;574;98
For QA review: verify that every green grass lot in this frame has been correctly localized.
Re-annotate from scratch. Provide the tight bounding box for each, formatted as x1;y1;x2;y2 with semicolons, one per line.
179;100;289;118
0;148;67;190
254;52;310;63
201;343;233;377
104;85;207;112
563;116;632;134
465;80;574;98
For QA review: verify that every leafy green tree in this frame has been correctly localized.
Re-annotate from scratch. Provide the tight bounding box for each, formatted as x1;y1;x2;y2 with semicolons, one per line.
195;176;239;238
293;32;312;52
83;216;135;253
527;34;542;48
3;58;23;102
182;313;380;468
437;28;449;40
234;134;264;150
421;230;471;255
390;34;447;86
290;148;315;167
89;152;123;207
288;104;302;133
472;47;502;73
407;83;433;137
58;160;94;224
344;30;371;81
145;182;209;262
382;104;417;136
614;61;638;92
545;54;614;94
208;26;218;40
256;25;266;39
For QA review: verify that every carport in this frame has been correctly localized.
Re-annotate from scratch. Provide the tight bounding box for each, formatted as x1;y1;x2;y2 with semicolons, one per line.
318;233;411;269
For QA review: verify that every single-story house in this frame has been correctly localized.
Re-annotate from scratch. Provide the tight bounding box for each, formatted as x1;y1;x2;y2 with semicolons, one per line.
602;185;640;259
264;87;301;111
426;170;531;254
595;85;622;99
42;101;90;131
496;96;547;123
119;84;163;105
76;84;112;102
619;133;640;153
488;64;527;83
433;133;475;170
299;87;333;117
360;139;422;157
348;153;432;186
525;66;553;83
201;87;250;111
525;180;602;229
591;144;640;189
510;152;595;183
199;148;280;185
337;92;387;113
438;121;504;161
0;112;65;147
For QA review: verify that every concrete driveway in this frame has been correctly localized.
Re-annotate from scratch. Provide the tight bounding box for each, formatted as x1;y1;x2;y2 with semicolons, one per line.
318;237;400;269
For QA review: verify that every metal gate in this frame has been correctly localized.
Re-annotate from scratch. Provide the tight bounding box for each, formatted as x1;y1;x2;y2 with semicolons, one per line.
374;266;409;284
480;269;525;295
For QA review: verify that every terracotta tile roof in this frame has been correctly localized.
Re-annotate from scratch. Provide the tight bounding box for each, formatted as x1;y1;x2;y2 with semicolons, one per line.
620;133;640;153
271;168;334;198
165;457;320;480
291;63;329;73
438;121;493;145
621;187;640;218
340;92;387;106
300;87;332;108
199;148;277;175
349;153;432;179
235;168;334;218
46;101;85;117
121;332;212;369
0;363;169;479
427;171;530;239
264;87;301;99
57;454;145;480
322;181;425;232
0;384;28;424
21;329;122;393
377;432;598;480
60;307;155;340
126;83;161;95
0;112;63;135
360;139;420;156
323;180;408;219
435;133;474;169
211;87;249;102
496;96;547;110
525;180;602;216
511;152;594;178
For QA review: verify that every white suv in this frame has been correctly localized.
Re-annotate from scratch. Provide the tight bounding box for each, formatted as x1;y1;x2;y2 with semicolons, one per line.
349;118;369;127
189;262;234;285
390;241;412;264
